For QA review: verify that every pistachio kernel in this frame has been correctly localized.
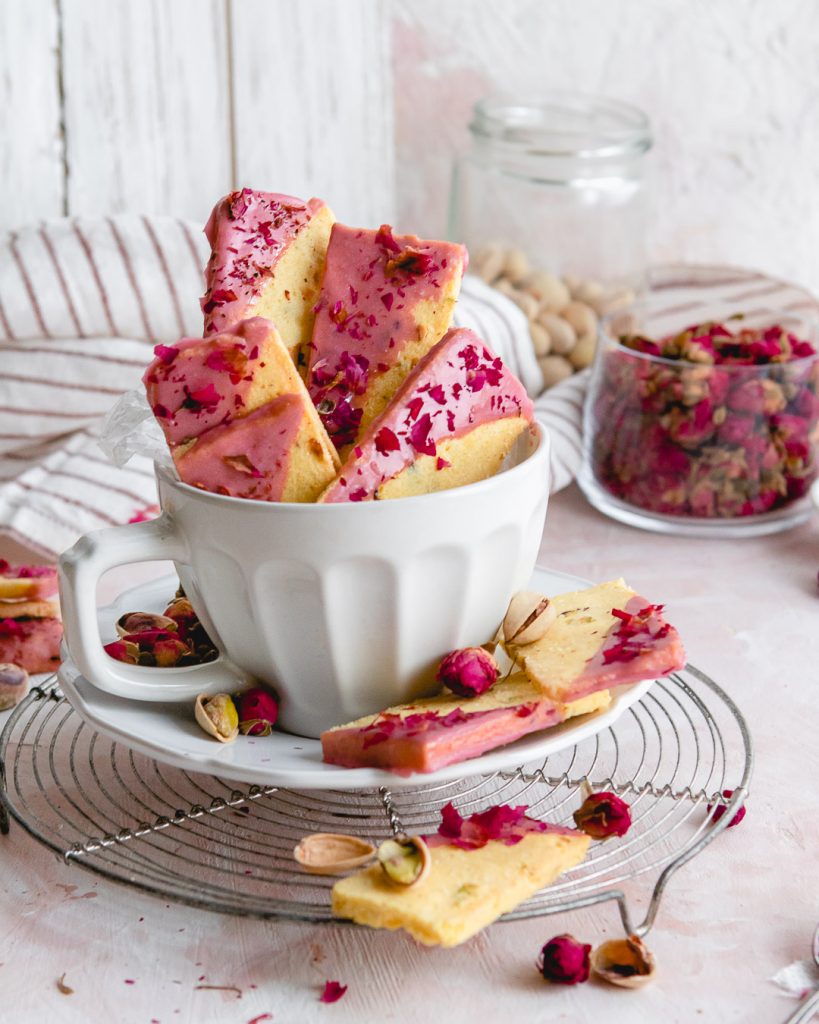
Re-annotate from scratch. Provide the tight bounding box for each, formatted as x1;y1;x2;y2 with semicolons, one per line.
377;835;431;887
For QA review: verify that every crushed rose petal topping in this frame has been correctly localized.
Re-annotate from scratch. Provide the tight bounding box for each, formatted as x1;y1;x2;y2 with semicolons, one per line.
602;604;670;664
425;802;579;850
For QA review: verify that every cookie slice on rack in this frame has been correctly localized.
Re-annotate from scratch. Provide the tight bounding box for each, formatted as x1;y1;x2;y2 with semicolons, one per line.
321;674;609;775
306;223;467;449
319;327;533;502
201;188;335;360
506;579;686;703
332;802;589;946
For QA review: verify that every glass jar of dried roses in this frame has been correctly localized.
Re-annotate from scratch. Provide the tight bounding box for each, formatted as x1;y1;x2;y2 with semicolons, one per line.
579;304;819;536
449;93;653;292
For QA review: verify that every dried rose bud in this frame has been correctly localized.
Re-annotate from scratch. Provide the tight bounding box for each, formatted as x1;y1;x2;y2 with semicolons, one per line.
237;686;279;736
121;631;190;668
436;647;499;698
0;663;29;710
537;934;591;985
707;788;746;828
573;791;632;839
163;597;199;637
104;639;140;664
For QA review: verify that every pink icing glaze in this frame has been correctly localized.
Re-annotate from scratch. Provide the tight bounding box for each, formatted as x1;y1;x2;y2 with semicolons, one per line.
0;560;57;599
321;699;561;775
321;327;534;502
564;595;686;702
201;188;325;334
143;318;275;446
174;394;304;501
306;223;467;447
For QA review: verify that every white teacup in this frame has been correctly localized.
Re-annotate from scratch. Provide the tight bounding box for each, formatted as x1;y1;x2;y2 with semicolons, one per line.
59;423;551;737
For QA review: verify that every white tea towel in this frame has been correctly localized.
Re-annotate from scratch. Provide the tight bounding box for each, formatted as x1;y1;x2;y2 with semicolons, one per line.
0;216;584;559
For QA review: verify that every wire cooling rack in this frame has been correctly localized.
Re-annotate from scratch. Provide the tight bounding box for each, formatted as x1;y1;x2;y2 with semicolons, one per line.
0;664;752;938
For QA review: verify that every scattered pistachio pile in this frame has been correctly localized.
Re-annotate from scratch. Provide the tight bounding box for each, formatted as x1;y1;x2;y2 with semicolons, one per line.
470;244;635;390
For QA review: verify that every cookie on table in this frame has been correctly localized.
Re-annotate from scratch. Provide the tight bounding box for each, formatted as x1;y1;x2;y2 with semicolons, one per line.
321;674;610;775
0;560;58;602
506;579;686;703
320;327;534;503
201;188;335;361
306;223;467;449
332;804;589;947
0;596;62;675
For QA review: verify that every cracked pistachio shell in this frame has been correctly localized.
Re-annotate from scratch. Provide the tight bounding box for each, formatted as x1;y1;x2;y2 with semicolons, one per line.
293;833;376;875
194;692;238;743
0;663;29;711
116;611;178;637
377;835;431;887
502;591;557;646
591;935;656;988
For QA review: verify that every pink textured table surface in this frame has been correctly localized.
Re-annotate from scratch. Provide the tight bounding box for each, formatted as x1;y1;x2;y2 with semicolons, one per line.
1;483;818;1023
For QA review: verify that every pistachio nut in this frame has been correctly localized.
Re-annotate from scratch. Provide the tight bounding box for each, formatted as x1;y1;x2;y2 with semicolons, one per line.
377;834;431;887
194;692;239;743
502;591;557;646
293;832;376;875
115;611;178;637
590;935;656;988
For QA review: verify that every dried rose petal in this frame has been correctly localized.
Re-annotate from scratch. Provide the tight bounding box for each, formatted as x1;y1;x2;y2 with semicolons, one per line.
537;934;591;985
436;647;499;697
319;980;347;1003
573;792;632;839
707;788;746;828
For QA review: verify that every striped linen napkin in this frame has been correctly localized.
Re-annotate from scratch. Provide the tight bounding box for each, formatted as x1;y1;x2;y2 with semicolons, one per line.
0;217;583;559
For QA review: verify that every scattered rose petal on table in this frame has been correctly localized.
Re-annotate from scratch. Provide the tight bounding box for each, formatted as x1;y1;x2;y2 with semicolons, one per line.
319;980;348;1003
707;789;746;828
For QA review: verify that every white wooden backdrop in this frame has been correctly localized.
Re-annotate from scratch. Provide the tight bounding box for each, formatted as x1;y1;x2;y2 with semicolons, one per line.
1;0;818;293
0;0;395;229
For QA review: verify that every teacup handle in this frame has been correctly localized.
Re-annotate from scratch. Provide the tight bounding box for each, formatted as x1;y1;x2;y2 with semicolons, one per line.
59;514;255;702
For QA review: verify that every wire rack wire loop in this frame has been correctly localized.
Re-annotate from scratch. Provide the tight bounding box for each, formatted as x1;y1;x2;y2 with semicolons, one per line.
0;665;752;937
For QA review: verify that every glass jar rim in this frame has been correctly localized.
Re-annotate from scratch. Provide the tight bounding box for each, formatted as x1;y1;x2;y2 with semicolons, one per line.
470;92;652;158
601;304;819;370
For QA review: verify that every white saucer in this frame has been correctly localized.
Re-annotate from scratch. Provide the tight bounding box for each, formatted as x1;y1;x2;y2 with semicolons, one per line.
58;567;655;791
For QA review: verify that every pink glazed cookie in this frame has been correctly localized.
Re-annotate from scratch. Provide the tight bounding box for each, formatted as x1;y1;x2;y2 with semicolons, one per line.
201;188;334;361
306;223;467;448
320;327;533;502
